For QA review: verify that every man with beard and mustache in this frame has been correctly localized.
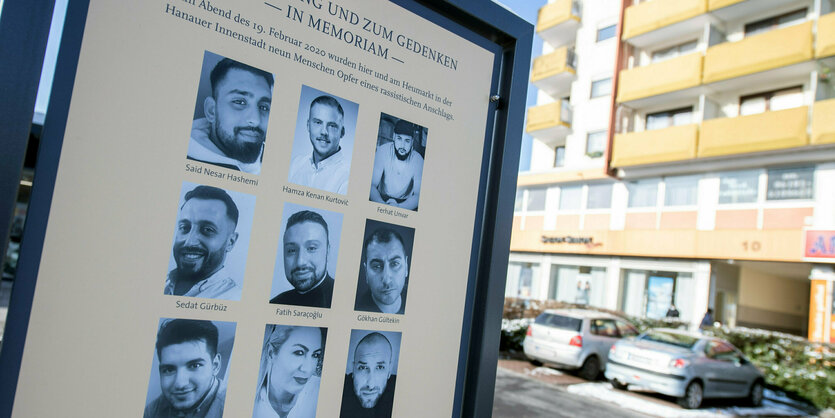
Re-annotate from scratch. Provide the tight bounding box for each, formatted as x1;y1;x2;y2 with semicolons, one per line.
165;185;241;300
288;95;351;194
188;57;273;175
340;332;397;418
369;119;425;211
269;210;335;308
354;227;409;315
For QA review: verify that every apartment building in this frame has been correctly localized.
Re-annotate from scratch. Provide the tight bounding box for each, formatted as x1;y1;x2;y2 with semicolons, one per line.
509;0;835;342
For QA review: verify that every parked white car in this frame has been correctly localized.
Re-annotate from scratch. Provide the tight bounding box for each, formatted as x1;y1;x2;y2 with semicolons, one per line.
523;309;640;380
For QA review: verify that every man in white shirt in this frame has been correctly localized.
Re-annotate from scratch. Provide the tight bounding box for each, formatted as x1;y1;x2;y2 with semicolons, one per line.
288;95;351;194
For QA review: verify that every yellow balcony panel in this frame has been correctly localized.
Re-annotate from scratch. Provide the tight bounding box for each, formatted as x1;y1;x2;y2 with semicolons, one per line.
526;101;572;143
708;0;744;10
531;47;576;98
537;0;580;47
611;124;698;167
812;99;835;145
617;53;703;103
518;168;609;187
817;12;835;58
623;0;706;40
699;106;808;157
703;21;813;84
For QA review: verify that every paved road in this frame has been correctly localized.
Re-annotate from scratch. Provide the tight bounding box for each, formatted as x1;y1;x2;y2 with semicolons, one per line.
492;367;651;418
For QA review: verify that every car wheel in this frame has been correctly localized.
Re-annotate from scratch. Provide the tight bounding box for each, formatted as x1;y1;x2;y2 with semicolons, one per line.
527;358;542;367
678;381;703;409
747;380;764;407
578;356;600;381
610;379;628;391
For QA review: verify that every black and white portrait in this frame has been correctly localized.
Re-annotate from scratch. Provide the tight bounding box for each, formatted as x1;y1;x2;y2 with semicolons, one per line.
369;113;428;211
253;324;327;418
188;50;274;175
339;330;402;418
270;203;343;308
354;220;415;315
165;181;255;301
144;318;236;418
287;85;359;195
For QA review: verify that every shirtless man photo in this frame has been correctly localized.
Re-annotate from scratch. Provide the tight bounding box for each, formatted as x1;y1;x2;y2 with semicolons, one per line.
369;116;427;211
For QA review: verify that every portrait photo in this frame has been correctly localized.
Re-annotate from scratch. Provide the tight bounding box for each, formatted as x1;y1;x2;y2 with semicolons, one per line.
354;219;415;315
287;85;359;195
165;181;256;301
253;324;327;418
269;203;344;308
369;113;428;211
339;329;402;418
144;318;236;418
187;50;274;175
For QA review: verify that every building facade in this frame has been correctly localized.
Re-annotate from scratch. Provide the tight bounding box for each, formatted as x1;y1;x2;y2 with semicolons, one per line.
510;0;835;341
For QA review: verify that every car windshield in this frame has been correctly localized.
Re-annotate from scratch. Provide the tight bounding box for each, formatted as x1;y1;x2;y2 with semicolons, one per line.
639;331;699;349
534;313;582;332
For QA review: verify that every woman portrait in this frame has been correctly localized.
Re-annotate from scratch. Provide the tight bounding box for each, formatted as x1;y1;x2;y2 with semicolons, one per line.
253;324;327;418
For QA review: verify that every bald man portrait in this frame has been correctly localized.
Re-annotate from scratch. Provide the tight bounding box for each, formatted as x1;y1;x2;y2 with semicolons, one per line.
340;331;400;418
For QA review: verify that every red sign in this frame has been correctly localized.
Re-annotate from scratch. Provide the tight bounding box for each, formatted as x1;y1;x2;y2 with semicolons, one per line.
805;230;835;258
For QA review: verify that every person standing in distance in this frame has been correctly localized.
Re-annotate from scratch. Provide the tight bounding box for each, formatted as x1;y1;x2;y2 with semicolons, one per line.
288;95;351;194
144;319;227;418
188;57;273;175
339;332;397;418
270;210;335;308
354;228;409;315
166;185;241;300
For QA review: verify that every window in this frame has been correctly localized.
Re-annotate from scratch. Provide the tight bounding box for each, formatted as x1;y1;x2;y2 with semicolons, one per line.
534;313;582;332
664;175;699;206
586;131;606;157
597;24;616;42
651;40;697;63
548;265;606;307
514;189;524;212
554;145;566;167
705;341;741;362
526;188;547;211
627;180;658;208
590;319;619;337
646;107;692;130
615;320;639;338
587;184;613;209
767;166;814;200
719;170;759;204
744;8;807;37
590;77;612;98
739;86;803;116
559;186;582;210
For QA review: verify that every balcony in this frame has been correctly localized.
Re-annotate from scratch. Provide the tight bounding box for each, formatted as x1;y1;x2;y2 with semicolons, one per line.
526;100;572;145
617;53;703;103
611;124;698;167
623;0;707;42
703;21;813;84
708;0;744;9
812;99;835;145
817;12;835;58
531;47;577;98
536;0;581;48
699;106;808;157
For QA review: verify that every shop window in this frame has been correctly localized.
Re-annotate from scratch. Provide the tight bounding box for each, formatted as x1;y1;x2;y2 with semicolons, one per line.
587;183;613;209
744;8;807;37
766;166;814;200
646;107;692;130
619;270;694;322
586;131;606;157
719;170;759;204
554;145;566;167
739;86;803;116
559;186;582;211
506;262;538;298
597;24;616;42
627;179;658;208
651;40;697;63
664;175;699;207
590;77;612;98
548;265;606;307
526;187;547;211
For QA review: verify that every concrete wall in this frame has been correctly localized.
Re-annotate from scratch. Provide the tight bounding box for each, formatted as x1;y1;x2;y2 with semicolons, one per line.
737;265;809;334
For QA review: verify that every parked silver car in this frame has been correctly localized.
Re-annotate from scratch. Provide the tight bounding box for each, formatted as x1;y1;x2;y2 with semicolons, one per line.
523;309;639;380
605;328;765;409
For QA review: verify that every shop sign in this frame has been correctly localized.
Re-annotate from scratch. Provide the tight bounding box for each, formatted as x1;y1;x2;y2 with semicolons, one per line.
805;230;835;259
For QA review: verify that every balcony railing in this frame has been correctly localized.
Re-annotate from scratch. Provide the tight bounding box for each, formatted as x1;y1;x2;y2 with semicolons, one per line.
623;0;706;40
617;53;703;102
537;0;580;33
611;124;698;167
699;106;808;157
703;21;813;84
708;0;744;10
817;12;835;58
526;100;572;143
812;99;835;145
531;47;577;98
